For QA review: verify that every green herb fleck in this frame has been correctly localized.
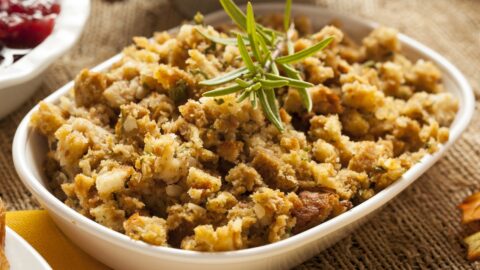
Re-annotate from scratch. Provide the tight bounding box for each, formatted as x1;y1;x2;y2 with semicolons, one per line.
189;69;209;79
373;166;387;173
214;98;225;105
363;60;376;68
194;12;204;25
169;80;188;105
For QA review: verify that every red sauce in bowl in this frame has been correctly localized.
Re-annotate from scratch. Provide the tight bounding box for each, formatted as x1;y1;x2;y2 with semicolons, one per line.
0;0;61;49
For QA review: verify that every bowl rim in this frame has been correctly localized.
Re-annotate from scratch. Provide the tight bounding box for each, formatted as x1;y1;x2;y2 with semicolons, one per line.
12;2;475;263
6;227;52;270
0;0;91;89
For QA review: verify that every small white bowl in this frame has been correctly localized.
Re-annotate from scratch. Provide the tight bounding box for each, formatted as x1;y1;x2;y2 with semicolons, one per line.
5;227;52;270
0;0;90;119
12;4;474;270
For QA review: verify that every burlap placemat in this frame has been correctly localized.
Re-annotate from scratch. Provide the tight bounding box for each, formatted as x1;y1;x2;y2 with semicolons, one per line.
0;0;478;268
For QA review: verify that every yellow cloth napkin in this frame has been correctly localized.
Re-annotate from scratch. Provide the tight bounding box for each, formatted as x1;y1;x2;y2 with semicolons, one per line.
6;210;110;270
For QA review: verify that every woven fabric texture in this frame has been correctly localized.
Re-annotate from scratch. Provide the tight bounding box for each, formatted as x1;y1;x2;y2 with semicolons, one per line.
1;0;479;268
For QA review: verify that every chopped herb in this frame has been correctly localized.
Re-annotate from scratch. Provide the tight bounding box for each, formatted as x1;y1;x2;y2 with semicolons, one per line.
189;69;209;79
214;98;225;105
363;60;376;68
194;12;204;25
169;80;188;105
373;166;387;173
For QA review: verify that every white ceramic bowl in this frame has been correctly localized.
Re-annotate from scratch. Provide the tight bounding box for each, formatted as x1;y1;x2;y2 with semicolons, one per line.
170;0;271;17
12;4;474;270
0;0;90;119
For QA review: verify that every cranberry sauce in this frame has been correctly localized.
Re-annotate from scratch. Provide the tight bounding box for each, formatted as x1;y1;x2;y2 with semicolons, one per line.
0;0;60;67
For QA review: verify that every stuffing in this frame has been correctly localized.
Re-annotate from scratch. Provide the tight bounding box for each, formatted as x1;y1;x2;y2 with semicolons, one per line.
362;27;401;60
182;218;245;251
74;69;108;107
124;214;168;246
225;163;264;195
309;115;343;143
30;102;65;136
206;191;238;214
342;81;384;112
96;166;134;198
406;60;442;93
186;167;222;201
89;201;126;232
251;149;298;191
103;78;144;108
312;139;339;164
30;20;456;251
293;191;350;233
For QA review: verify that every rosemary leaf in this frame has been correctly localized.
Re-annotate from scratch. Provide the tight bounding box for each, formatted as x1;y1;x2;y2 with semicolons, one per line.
265;73;314;88
237;34;256;72
246;2;262;64
220;0;247;30
270;31;277;45
258;90;284;131
221;0;276;46
284;0;292;31
200;66;249;86
283;67;313;111
258;30;274;46
232;28;273;47
265;87;281;122
281;27;313;112
230;30;248;38
250;92;257;109
278;62;299;76
259;78;289;88
195;28;240;46
257;30;270;60
291;73;313;112
271;61;280;75
249;81;262;91
236;90;251;103
238;81;261;102
234;77;252;88
258;25;283;39
276;36;334;64
246;3;255;36
297;86;313;112
202;83;244;97
280;65;313;111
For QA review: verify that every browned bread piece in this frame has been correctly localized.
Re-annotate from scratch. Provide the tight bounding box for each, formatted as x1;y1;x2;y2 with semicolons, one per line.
0;199;9;270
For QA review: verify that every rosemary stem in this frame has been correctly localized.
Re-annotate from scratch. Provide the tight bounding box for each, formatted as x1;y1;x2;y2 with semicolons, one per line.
263;40;284;71
286;23;295;55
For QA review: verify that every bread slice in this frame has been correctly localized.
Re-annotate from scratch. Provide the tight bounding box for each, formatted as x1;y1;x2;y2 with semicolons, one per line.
0;199;9;270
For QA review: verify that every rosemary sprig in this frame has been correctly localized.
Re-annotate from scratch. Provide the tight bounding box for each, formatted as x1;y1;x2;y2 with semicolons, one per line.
200;0;333;131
